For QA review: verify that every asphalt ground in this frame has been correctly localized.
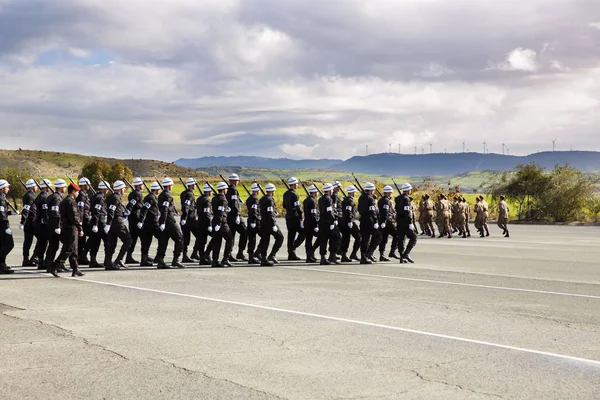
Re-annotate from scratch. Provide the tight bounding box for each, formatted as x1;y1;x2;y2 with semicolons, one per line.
1;216;599;399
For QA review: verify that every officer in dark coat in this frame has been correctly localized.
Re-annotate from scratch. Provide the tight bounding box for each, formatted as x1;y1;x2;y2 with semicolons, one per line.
0;179;15;274
318;183;341;265
283;177;304;261
156;177;184;269
33;179;52;270
395;183;417;264
125;177;145;264
258;183;283;266
195;184;214;266
104;180;132;270
226;173;247;261
378;186;399;261
331;181;344;257
88;181;110;268
45;179;68;271
340;185;361;262
180;177;199;263
245;183;261;265
358;182;381;264
138;182;161;267
76;177;92;265
211;181;233;268
303;185;320;263
19;179;38;266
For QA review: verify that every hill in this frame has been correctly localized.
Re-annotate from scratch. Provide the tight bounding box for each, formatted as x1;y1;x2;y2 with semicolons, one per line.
0;149;210;178
175;156;342;170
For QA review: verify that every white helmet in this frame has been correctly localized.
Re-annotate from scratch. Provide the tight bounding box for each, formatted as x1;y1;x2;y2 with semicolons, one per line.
323;183;333;191
332;181;341;188
40;179;53;189
25;179;37;188
162;177;174;187
98;181;110;190
113;180;126;190
401;183;413;191
54;179;67;188
203;183;213;192
150;182;161;191
251;183;260;191
229;173;240;180
364;182;376;191
186;177;197;186
309;184;318;193
216;182;228;191
383;185;393;193
132;177;144;186
288;177;299;185
0;179;9;189
346;185;357;194
78;177;90;186
265;183;276;192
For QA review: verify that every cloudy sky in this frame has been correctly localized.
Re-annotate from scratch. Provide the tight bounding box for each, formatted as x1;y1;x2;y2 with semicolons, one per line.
0;0;599;161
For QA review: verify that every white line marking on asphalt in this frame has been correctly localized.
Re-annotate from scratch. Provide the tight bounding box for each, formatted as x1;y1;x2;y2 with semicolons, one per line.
71;277;600;367
281;267;600;299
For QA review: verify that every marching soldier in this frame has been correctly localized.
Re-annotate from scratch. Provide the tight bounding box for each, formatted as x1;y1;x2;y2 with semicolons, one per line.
340;185;361;263
125;177;145;264
246;183;261;265
76;177;92;265
451;197;461;233
395;183;417;263
479;196;490;237
156;177;184;269
331;181;344;258
196;184;214;266
441;194;452;238
462;197;472;237
226;173;247;261
0;179;15;274
378;185;399;261
180;177;199;263
318;183;341;265
422;194;435;238
212;182;234;268
303;184;320;263
138;182;161;267
358;182;381;264
48;182;85;277
19;179;38;266
104;180;132;270
33;179;52;270
498;195;510;237
88;181;110;268
283;177;304;261
258;183;284;266
45;179;68;271
455;196;468;238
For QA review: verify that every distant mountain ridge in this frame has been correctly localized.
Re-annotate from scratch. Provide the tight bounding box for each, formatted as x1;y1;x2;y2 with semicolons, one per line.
175;156;342;170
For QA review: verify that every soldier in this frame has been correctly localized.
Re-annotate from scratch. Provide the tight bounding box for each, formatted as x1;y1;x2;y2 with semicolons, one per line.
246;183;261;265
0;179;15;274
422;194;436;238
331;181;344;258
88;181;110;268
138;182;161;267
45;179;68;271
451;197;461;233
196;184;214;266
318;183;341;265
440;194;453;238
340;185;361;262
418;196;428;236
462;197;472;237
474;197;483;236
395;183;417;263
48;182;85;277
480;196;490;237
378;185;399;261
211;181;234;268
104;180;132;270
498;195;510;237
283;177;305;261
258;183;284;267
180;177;199;263
226;173;247;261
455;196;468;238
303;184;320;263
358;182;381;264
19;179;38;266
76;177;92;265
156;177;184;269
125;177;145;264
33;179;52;270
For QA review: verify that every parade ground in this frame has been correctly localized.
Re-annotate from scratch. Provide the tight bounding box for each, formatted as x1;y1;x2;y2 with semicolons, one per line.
1;217;599;399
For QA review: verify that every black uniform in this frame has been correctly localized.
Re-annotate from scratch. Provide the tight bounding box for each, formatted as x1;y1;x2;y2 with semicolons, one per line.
258;194;283;261
358;192;381;259
318;193;341;259
331;191;344;255
105;192;132;266
378;196;398;257
126;189;144;262
180;188;199;260
211;193;233;264
195;193;214;263
44;192;63;265
88;191;108;265
226;184;247;258
76;189;92;263
20;190;37;264
395;193;417;258
245;193;261;260
156;190;183;263
283;188;304;256
33;190;49;267
0;193;15;269
54;196;83;273
303;195;320;261
340;195;361;258
138;192;160;263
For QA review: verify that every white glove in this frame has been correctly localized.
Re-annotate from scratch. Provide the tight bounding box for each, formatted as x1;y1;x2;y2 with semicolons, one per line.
374;223;379;230
54;228;61;235
92;225;98;233
300;220;304;229
236;216;240;225
348;222;353;228
5;228;12;235
314;227;319;233
19;224;24;230
250;223;256;229
137;222;143;229
208;226;213;232
181;219;186;226
103;225;110;234
330;224;335;231
381;223;386;229
334;220;338;226
123;210;131;216
273;225;278;233
159;224;165;231
409;224;415;231
214;225;220;232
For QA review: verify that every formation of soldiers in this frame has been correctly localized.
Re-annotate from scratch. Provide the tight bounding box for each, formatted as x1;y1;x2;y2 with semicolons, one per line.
0;174;510;276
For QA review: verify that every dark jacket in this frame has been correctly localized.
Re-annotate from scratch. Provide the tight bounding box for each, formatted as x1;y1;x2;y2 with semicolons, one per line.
35;191;49;227
211;194;228;228
20;190;37;225
395;194;413;226
341;195;358;224
139;193;159;229
378;196;394;224
246;194;260;225
226;185;241;220
126;189;144;222
59;196;82;232
90;192;108;227
259;195;277;229
196;194;212;227
283;189;302;220
46;192;63;231
303;196;319;227
76;190;91;223
332;191;343;220
318;194;336;226
180;189;197;221
358;193;378;224
106;193;127;226
0;193;10;230
157;190;178;226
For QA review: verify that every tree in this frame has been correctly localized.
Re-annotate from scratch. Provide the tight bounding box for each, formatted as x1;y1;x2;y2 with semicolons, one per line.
0;167;29;207
81;160;111;189
105;162;133;186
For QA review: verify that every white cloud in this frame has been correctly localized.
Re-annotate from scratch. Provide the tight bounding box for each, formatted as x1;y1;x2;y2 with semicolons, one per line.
415;63;453;78
589;22;600;30
491;48;538;72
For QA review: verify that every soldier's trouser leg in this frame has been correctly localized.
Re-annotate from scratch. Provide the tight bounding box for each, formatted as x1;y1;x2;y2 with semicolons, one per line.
104;229;118;264
378;223;395;254
360;223;372;257
286;218;305;254
127;220;141;258
169;224;184;260
0;229;15;265
350;223;361;253
305;226;315;258
182;222;192;254
247;224;258;257
56;228;80;272
45;231;61;264
185;219;199;255
23;223;35;259
78;221;90;260
329;226;341;257
156;229;170;260
33;227;48;263
272;224;284;256
368;228;382;255
196;225;209;259
319;224;331;257
221;224;234;260
340;224;351;254
258;228;272;260
397;225;417;256
115;224;132;262
140;227;153;257
228;217;247;255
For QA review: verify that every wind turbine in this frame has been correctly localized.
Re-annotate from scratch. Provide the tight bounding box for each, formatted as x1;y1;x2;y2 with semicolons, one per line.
388;143;392;153
366;145;369;155
483;141;487;154
429;143;433;154
462;142;466;153
502;142;506;155
552;137;557;152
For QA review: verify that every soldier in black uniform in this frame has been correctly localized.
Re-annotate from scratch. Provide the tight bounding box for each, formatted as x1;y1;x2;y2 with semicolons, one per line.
246;183;261;264
33;179;52;270
395;183;417;264
125;177;145;264
19;179;38;266
212;182;234;268
258;183;283;266
358;182;381;264
226;173;247;261
331;181;344;258
283;177;304;261
104;180;132;270
180;177;199;263
378;186;399;261
156;177;184;269
303;185;320;263
138;182;161;267
76;177;92;265
0;179;15;274
48;183;85;277
88;181;110;268
318;183;341;265
340;185;361;262
45;179;68;271
196;184;214;266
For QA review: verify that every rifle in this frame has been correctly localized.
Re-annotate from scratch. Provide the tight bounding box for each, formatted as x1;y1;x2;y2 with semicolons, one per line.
300;181;310;197
98;174;114;195
16;176;28;190
67;175;95;195
335;182;347;198
154;176;164;191
178;176;203;196
278;175;290;191
122;176;135;191
351;173;365;194
141;179;152;194
391;177;402;193
38;176;55;194
256;183;267;197
5;199;19;215
205;181;217;194
310;181;324;196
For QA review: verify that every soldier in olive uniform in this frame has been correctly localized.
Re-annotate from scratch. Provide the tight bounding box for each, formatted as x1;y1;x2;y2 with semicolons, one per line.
498;195;510;237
